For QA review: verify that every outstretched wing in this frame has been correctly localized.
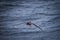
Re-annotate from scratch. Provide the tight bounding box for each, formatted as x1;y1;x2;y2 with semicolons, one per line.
32;23;43;31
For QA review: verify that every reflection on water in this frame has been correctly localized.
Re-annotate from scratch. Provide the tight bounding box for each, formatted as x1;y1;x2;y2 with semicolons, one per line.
0;0;60;40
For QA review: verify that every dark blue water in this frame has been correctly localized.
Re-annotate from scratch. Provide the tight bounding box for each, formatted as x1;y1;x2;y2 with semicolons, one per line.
0;0;60;40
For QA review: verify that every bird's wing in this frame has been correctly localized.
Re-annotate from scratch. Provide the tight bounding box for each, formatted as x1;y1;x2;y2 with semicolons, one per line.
32;23;43;31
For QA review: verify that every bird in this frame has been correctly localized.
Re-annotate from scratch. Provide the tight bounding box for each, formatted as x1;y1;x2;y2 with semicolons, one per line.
15;21;43;31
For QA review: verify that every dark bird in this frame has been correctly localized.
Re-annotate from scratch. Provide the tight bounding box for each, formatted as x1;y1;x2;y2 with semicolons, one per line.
16;21;43;31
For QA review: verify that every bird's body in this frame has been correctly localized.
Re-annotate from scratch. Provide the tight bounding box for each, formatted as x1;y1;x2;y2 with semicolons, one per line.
26;21;32;25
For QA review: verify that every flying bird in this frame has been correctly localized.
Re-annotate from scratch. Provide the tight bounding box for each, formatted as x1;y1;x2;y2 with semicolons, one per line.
15;21;43;31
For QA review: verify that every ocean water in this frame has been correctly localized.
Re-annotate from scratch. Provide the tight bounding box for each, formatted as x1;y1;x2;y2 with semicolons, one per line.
0;0;60;40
